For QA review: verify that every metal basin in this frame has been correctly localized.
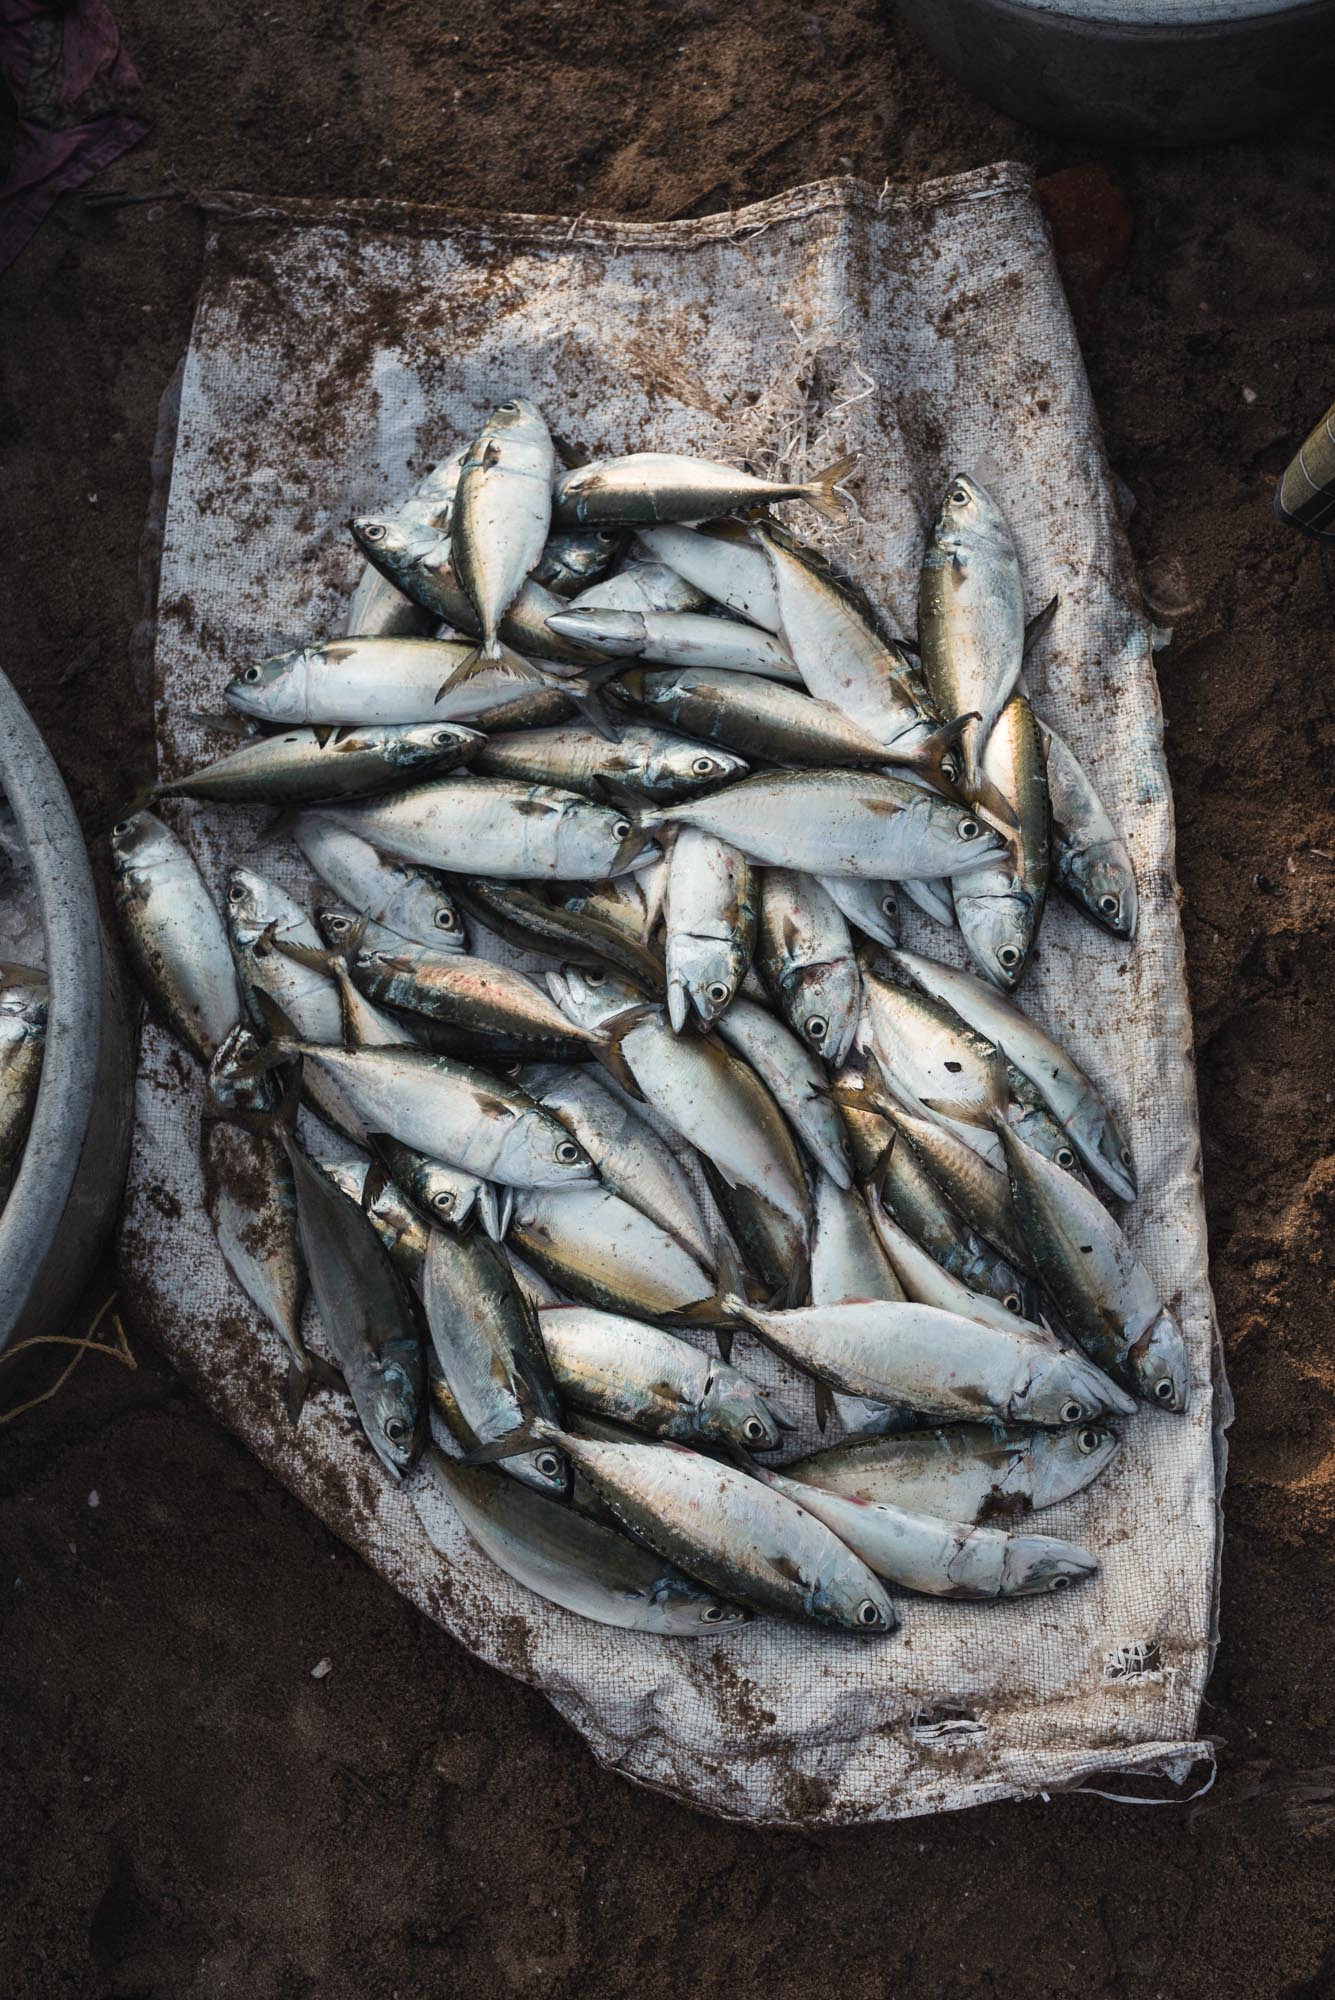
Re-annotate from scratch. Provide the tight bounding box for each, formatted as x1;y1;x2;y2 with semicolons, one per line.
891;0;1335;146
0;668;134;1355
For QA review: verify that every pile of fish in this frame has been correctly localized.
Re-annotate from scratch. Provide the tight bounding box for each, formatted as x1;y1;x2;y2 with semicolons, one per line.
113;398;1186;1640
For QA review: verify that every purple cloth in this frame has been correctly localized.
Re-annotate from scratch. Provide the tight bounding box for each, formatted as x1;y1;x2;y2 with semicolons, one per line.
0;0;150;272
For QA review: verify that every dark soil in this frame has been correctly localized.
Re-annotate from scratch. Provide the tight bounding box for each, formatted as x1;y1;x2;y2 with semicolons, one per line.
3;4;1335;1995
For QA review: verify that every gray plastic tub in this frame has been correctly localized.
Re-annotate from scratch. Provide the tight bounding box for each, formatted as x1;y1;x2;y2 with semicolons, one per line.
891;0;1335;146
0;668;134;1355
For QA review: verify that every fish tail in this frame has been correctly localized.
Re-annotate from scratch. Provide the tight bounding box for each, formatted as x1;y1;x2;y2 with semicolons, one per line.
436;638;540;700
1023;594;1059;659
802;451;859;522
284;1355;311;1425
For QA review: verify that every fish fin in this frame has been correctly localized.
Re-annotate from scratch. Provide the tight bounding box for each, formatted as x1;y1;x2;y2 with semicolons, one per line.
509;1343;560;1428
249;983;305;1047
785;1246;810;1310
813;1379;835;1433
271;932;344;979
715;1323;734;1365
896;711;977;800
436;641;540;698
963;758;1020;831
248;807;297;850
768;1551;809;1585
284;1357;311;1425
612;820;656;877
767;1396;801;1433
461;1425;544;1467
802;452;859;523
565;683;620;741
305;1353;346;1394
552;433;591;470
919;1094;993;1129
589;775;641;816
1023;594;1059;658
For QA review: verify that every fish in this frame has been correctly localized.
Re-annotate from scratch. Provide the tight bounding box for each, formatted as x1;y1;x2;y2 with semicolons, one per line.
892;947;1137;1202
237;1076;427;1475
250;1039;597;1191
153;721;482;806
364;1134;484;1234
418;1446;747;1634
536;1304;783;1447
757;869;860;1068
953;692;1050;989
809;1171;912;1439
645;770;1003;882
225;638;583;729
567;556;710;616
723;1294;1136;1425
0;966;46;1184
292;817;467;953
546;606;803;684
1041;721;1138;939
715;995;853;1191
531;529;623;596
552;450;857;530
203;1025;312;1420
865;1192;1047;1336
751;1465;1099;1600
817;876;902;951
110;811;240;1066
422;1224;569;1495
483;1421;897;1632
1003;1060;1093;1182
918;473;1038;805
451;399;556;661
880;1097;1033;1275
306;776;654;881
444;878;664;994
611;665;895;771
508;1183;720;1323
547;967;813;1241
635;520;783;631
993;1116;1189;1411
519;1062;712;1265
473;719;747;803
784;1419;1121;1522
347;940;605;1048
345;449;465;638
857;963;1011;1132
663;827;756;1030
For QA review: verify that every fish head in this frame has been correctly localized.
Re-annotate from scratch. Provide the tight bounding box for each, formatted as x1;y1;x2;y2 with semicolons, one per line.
367;1357;426;1476
546;963;645;1034
1029;1423;1121;1508
932;473;1014;558
486;396;546;435
224;866;303;950
225;646;313;720
316;905;367;951
322;1158;369;1204
784;958;862;1069
390;721;484;771
1000;1535;1099;1597
544;607;649;658
652;1580;751;1634
551;795;657;880
109;808;173;883
506;1443;573;1496
814;1565;899;1635
647;739;747;799
413;1164;479;1230
1080;1109;1137;1204
701;1368;783;1451
372;860;467;950
1071;843;1138;938
207;1023;271;1113
958;887;1033;990
508;1106;598;1189
1024;1348;1138;1426
1129;1308;1191;1414
904;789;1007;878
666;932;747;1030
351;513;442;577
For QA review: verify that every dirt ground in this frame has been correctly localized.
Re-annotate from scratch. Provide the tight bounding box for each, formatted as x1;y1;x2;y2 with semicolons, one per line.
2;2;1335;1994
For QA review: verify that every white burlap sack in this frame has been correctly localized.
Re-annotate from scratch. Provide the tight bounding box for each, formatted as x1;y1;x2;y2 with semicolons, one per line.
121;167;1229;1827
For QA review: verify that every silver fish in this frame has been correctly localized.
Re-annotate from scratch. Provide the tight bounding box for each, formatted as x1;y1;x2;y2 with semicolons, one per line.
725;1294;1135;1425
547;606;803;684
520;1062;712;1265
552;450;856;530
226;639;579;729
537;1304;781;1447
757;869;860;1067
953;693;1050;989
1041;721;1138;939
818;876;902;951
509;1183;719;1323
892;948;1136;1202
349;941;604;1048
635;520;782;630
422;1225;568;1495
154;721;481;806
418;1446;746;1634
809;1171;910;1439
0;966;46;1184
110;811;240;1066
308;776;653;881
864;1195;1044;1338
568;557;710;616
858;964;1011;1133
613;663;895;772
715;995;853;1190
883;1097;1033;1275
345;450;464;638
511;1422;897;1631
452;399;556;660
918;473;1028;802
648;770;1003;882
785;1419;1120;1521
753;1465;1099;1600
292;816;467;952
993;1117;1189;1411
445;878;665;995
474;720;746;803
664;827;756;1030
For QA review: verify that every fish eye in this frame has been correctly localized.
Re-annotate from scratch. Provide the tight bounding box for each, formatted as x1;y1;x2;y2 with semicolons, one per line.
227;880;246;903
707;981;731;1006
997;945;1021;970
856;1600;883;1627
701;1603;728;1623
434;907;457;929
691;756;716;776
1077;1427;1103;1453
612;818;632;840
362;522;387;543
555;1139;582;1165
433;1190;455;1213
384;1416;407;1444
951;485;970;506
880;895;898;918
584;967;607;986
1056;1147;1075;1169
940;759;958;783
1049;1574;1072;1590
957;817;981;840
804;1014;829;1044
328;915;350;935
742;1416;768;1444
1060;1399;1084;1423
111;819;133;837
432;730;457;747
1153;1378;1176;1402
535;1450;562;1479
1120;1147;1133;1166
1099;894;1119;916
1003;1292;1022;1314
